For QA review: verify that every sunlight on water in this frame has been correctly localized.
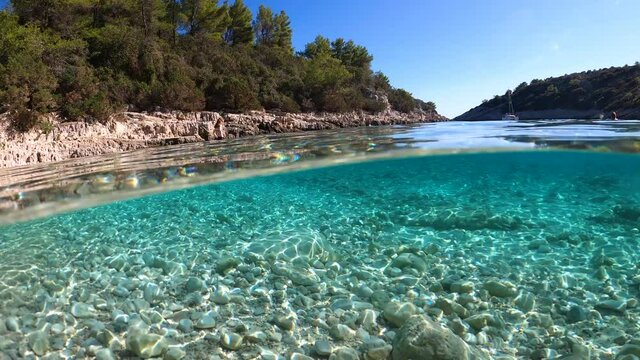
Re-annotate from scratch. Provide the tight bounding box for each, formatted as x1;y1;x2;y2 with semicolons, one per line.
0;120;640;359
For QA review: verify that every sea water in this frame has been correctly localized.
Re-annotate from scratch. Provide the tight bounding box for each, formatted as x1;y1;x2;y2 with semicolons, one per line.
0;121;639;359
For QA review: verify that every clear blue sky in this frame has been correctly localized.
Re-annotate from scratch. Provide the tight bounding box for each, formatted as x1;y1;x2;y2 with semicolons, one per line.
2;0;639;117
245;0;640;117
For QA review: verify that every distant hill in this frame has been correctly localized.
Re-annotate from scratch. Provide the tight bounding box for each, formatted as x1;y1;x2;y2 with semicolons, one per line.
456;64;640;120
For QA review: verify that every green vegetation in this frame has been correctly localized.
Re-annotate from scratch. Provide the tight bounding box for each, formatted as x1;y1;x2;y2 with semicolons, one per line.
0;0;435;131
459;64;640;119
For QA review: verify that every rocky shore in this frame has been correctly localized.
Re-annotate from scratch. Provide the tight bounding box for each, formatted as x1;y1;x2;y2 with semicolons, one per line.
0;110;446;168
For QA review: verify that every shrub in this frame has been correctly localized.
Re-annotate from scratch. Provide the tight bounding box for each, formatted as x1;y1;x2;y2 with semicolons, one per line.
363;98;387;113
388;88;416;113
206;77;261;112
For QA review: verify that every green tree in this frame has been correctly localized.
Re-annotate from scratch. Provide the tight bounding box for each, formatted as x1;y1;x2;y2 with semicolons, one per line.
303;53;352;112
162;0;181;45
302;35;331;59
2;0;440;129
273;11;292;50
388;89;416;113
331;39;372;68
180;0;229;40
0;13;58;130
254;6;292;51
370;72;391;91
253;5;274;45
225;0;253;45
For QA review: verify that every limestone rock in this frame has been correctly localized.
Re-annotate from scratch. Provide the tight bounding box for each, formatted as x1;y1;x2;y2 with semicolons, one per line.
126;333;168;358
185;277;204;293
514;292;536;313
595;300;627;315
364;338;393;360
314;340;332;357
391;253;427;273
0;110;446;168
71;302;97;318
28;331;49;356
330;347;360;360
329;324;356;340
221;332;243;350
195;315;216;329
392;315;487;360
164;347;186;360
96;348;116;360
483;280;517;298
383;302;417;328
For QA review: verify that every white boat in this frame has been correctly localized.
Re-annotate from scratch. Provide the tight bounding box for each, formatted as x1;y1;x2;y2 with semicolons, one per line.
502;90;519;120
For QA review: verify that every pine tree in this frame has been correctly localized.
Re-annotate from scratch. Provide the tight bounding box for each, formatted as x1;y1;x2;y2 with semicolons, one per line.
273;11;292;51
225;0;253;45
163;0;180;45
180;0;229;40
302;35;331;59
253;5;274;45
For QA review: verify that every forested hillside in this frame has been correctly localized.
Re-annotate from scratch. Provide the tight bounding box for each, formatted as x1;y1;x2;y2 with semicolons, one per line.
0;0;436;131
456;64;640;120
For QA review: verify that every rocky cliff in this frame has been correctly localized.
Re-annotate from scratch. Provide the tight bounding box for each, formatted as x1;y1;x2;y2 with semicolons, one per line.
0;110;446;168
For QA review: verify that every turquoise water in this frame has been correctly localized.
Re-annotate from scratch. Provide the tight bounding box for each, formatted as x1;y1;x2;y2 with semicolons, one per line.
1;149;640;359
1;120;640;359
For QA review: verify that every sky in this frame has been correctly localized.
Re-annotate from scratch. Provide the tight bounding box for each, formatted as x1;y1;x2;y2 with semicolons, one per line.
2;0;639;117
243;0;640;117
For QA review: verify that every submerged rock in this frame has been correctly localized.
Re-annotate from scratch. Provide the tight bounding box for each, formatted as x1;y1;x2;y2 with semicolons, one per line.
216;256;240;274
185;277;204;293
164;347;186;360
391;253;427;273
464;314;492;332
392;315;487;360
330;347;360;360
28;331;49;356
143;282;162;304
329;324;356;340
566;305;588;324
274;314;296;331
221;332;243;350
617;344;640;359
126;333;168;358
71;302;97;318
364;338;393;360
595;300;627;315
211;286;231;305
314;340;332;357
451;281;475;294
96;348;116;360
484;280;517;298
514;292;536;313
383;302;417;327
195;315;216;329
5;317;19;332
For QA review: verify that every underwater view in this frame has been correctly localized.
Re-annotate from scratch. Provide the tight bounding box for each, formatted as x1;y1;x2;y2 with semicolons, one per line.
1;120;640;360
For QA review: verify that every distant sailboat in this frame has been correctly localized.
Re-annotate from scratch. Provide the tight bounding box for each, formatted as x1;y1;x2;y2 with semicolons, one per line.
502;90;519;120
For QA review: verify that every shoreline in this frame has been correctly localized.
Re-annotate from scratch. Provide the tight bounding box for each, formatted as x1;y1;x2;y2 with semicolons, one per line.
0;110;447;169
455;107;640;121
